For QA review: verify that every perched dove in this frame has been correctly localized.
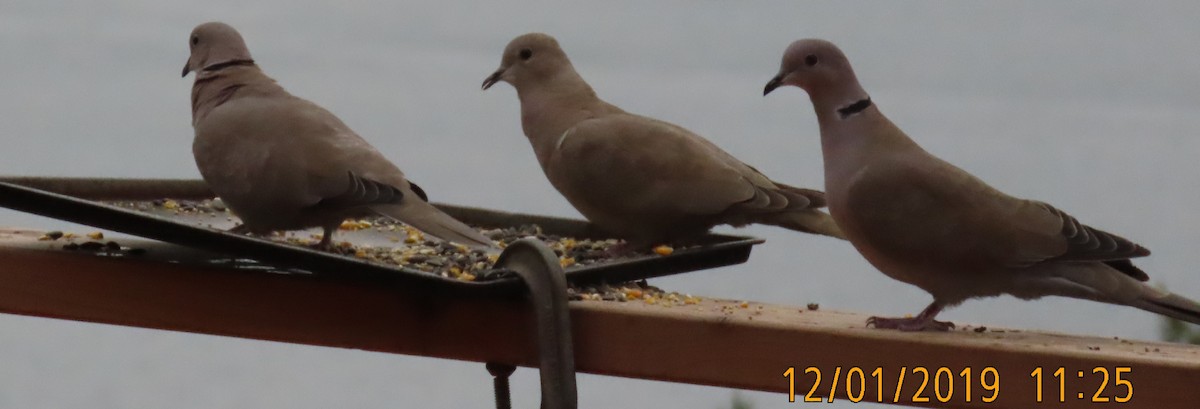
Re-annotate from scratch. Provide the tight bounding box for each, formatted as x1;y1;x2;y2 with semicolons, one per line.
481;33;843;249
764;39;1200;331
183;22;492;249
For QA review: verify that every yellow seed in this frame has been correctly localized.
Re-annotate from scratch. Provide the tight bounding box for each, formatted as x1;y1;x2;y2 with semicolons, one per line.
625;289;644;299
652;245;674;256
684;297;700;305
458;273;476;282
354;249;368;258
86;231;104;240
162;200;179;210
335;220;373;231
559;257;576;268
403;226;423;237
739;301;750;309
645;297;658;305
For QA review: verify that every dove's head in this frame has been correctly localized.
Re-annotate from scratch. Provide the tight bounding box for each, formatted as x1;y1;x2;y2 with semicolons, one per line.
482;33;573;91
763;39;859;99
182;22;254;78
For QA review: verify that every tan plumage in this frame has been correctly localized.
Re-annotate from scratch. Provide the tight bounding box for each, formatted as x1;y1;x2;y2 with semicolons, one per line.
184;22;492;249
765;38;1200;331
482;33;842;247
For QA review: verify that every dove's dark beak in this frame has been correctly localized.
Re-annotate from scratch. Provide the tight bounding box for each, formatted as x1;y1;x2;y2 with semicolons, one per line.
182;58;193;78
481;68;505;90
763;74;784;96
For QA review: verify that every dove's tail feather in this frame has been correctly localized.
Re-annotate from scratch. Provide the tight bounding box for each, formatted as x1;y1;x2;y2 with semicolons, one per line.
373;201;495;250
1052;265;1200;325
1133;292;1200;326
1057;266;1200;324
774;183;828;208
758;209;847;240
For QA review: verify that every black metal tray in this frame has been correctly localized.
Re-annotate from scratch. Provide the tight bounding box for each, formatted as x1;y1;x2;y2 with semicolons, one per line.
0;178;763;294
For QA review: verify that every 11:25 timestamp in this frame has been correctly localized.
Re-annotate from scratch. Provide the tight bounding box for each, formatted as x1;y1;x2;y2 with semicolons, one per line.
1031;367;1133;403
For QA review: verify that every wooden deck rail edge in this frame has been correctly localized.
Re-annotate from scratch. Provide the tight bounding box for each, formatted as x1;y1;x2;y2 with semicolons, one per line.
0;229;1197;408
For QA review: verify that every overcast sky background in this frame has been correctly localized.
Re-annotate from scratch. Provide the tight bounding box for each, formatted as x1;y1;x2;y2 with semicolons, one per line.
2;1;1200;408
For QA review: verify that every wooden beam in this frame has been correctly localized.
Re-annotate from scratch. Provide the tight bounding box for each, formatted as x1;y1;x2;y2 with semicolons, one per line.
0;229;1197;408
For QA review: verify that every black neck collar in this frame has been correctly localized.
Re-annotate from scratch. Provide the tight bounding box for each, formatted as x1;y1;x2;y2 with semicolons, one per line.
837;97;872;119
202;59;256;73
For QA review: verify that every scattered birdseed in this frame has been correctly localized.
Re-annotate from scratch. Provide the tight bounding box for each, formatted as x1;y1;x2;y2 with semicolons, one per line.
57;239;141;258
86;231;104;240
38;231;64;241
565;282;700;307
340;220;374;231
107;199;695;285
559;257;576;268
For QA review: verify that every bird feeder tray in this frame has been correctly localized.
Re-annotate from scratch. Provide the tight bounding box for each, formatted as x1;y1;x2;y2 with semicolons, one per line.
0;178;762;295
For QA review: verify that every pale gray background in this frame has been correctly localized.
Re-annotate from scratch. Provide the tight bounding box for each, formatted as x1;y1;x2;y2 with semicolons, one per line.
2;1;1199;408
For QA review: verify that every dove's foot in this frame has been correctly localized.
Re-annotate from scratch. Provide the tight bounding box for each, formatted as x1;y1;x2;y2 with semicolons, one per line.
865;302;952;332
866;316;955;332
312;227;336;252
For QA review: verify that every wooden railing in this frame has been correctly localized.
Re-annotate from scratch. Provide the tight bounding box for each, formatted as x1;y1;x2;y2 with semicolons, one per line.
0;228;1197;408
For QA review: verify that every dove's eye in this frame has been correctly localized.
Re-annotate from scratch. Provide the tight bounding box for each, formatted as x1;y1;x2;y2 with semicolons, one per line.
519;48;533;61
804;54;819;67
191;36;199;46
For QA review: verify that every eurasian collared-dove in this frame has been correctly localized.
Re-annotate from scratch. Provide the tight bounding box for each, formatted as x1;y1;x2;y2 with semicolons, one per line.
481;33;843;249
764;38;1200;331
183;22;492;250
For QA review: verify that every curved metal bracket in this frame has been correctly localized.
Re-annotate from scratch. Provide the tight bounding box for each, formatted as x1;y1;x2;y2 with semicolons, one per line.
491;238;577;409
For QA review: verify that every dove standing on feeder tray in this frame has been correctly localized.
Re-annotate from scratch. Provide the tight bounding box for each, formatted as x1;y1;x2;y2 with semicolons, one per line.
183;22;493;250
481;33;843;251
763;39;1200;331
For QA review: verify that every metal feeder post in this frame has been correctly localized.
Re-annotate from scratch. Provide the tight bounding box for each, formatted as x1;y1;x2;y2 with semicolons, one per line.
489;238;578;409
